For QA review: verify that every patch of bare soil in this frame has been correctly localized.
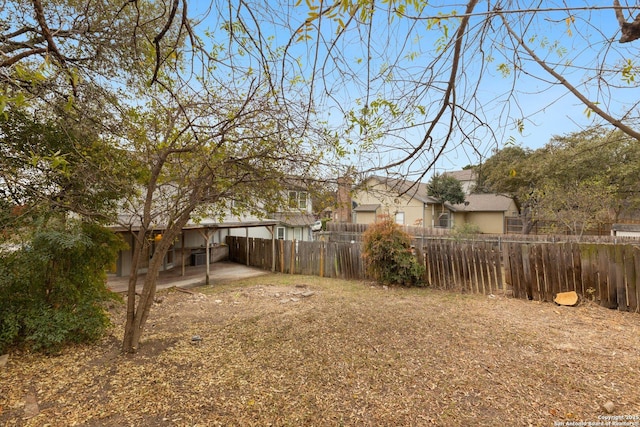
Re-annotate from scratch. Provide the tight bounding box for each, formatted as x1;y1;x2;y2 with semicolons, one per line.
1;274;640;426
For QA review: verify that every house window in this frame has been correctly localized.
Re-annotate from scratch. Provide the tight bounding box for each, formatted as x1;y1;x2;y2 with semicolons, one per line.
288;191;308;210
395;211;405;225
437;212;450;228
276;227;285;240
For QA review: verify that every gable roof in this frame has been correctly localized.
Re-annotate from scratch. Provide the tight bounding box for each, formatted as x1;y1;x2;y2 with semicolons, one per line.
366;175;439;205
450;193;514;212
272;212;316;227
353;203;380;212
444;169;476;182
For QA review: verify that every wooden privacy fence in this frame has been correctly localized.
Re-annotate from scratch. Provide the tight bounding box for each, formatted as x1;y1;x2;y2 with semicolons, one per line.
226;236;365;280
227;236;640;313
504;242;640;312
423;239;640;313
420;240;503;295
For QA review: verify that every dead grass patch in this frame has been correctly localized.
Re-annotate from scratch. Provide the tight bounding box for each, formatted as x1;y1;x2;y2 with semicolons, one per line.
1;273;639;426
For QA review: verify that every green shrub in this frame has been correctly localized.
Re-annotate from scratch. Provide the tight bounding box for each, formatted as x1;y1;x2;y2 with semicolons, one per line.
0;221;124;354
450;222;481;241
362;215;425;286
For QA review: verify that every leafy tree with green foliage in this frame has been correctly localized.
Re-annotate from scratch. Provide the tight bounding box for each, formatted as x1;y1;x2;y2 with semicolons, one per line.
532;178;613;238
118;93;325;353
474;145;540;234
540;128;640;223
0;0;191;113
476;127;640;235
0;109;138;230
426;173;465;220
362;215;424;286
0;221;124;354
0;105;139;355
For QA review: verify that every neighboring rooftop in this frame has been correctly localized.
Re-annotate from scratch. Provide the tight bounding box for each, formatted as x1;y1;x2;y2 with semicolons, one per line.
365;175;439;205
272;212;316;227
450;193;514;212
444;169;476;182
353;203;381;212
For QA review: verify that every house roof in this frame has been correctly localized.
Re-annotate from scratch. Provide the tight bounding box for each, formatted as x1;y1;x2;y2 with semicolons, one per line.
110;213;279;232
272;212;316;227
359;174;513;213
366;176;439;205
353;203;380;212
450;193;514;212
444;169;476;182
611;223;640;232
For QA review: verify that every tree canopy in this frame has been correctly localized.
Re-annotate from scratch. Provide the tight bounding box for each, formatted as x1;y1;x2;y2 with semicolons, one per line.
426;173;465;208
4;1;640;179
476;127;640;234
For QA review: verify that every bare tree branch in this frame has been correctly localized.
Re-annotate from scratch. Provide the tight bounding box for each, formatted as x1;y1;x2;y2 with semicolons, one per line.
383;0;480;180
150;0;180;85
614;0;640;43
500;13;640;141
0;47;47;68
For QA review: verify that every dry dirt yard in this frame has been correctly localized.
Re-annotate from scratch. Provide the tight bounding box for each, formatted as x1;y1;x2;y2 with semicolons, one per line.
1;273;640;427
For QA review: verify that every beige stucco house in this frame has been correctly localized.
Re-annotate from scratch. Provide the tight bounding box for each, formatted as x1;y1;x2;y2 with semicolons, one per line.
351;174;517;234
352;176;440;227
449;193;519;234
443;169;477;194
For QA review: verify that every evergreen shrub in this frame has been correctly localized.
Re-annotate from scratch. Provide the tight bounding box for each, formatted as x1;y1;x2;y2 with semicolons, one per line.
0;222;124;354
362;215;425;286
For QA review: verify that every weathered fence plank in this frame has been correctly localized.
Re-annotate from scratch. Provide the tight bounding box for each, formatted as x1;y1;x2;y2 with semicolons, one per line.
530;245;542;301
624;245;637;312
572;244;583;297
634;247;640;313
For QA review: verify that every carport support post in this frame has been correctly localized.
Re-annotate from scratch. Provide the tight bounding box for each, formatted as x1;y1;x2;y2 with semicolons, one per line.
271;225;276;272
205;232;210;286
198;227;214;286
245;227;250;266
181;233;186;277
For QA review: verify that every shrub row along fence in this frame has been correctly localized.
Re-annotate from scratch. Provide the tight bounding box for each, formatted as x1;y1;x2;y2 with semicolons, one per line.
226;236;640;313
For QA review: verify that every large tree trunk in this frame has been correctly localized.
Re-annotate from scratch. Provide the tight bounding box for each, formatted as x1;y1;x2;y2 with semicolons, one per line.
122;247;165;352
122;211;194;353
520;215;537;235
122;228;152;353
122;230;145;352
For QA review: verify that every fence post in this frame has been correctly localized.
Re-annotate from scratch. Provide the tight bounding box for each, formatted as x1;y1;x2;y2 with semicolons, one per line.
290;240;295;274
319;241;324;278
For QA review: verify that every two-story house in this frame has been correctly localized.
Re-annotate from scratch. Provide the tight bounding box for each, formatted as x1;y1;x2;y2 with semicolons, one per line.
110;181;318;277
227;184;316;242
350;173;518;234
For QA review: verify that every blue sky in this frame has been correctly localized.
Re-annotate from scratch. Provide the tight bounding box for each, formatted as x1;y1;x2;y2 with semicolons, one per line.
193;1;640;179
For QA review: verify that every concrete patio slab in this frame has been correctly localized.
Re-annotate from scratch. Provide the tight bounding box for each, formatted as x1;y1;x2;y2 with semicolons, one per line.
107;261;269;293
